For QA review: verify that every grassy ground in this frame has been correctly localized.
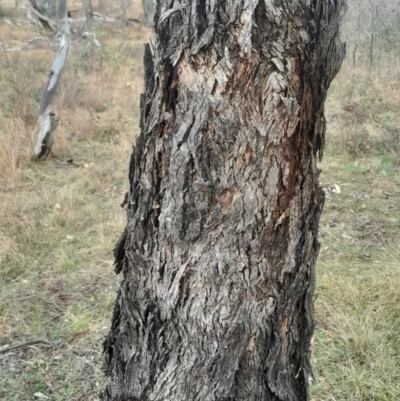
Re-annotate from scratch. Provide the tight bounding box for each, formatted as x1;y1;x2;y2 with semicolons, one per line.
312;62;400;400
0;7;400;401
0;6;149;400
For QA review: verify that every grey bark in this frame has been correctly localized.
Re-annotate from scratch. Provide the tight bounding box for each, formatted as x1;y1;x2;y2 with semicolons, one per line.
34;0;70;160
101;1;346;400
83;0;93;31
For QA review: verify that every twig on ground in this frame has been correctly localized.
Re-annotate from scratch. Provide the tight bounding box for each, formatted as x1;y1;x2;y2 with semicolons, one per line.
0;339;52;355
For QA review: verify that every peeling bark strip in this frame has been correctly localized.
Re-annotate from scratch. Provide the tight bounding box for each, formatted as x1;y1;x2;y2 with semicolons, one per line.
34;0;70;160
102;1;346;400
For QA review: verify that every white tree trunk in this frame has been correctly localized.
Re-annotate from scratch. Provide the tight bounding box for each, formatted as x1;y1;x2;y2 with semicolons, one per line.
34;0;70;160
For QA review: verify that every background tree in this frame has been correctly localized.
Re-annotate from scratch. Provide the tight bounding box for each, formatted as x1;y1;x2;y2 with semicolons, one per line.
101;1;346;400
141;0;155;26
83;0;93;31
344;0;400;70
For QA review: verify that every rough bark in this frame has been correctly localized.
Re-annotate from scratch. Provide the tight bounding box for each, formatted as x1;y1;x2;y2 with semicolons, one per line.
102;1;346;400
34;0;70;160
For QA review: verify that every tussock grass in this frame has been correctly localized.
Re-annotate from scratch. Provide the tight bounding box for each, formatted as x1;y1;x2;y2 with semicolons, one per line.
313;252;400;400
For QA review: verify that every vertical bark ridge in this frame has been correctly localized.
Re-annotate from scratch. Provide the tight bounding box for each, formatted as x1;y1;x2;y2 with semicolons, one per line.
102;1;346;400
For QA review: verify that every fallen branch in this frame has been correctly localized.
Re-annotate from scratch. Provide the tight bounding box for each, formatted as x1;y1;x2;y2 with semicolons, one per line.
116;16;143;25
342;102;400;134
28;36;49;44
92;12;115;23
4;36;49;52
0;339;51;355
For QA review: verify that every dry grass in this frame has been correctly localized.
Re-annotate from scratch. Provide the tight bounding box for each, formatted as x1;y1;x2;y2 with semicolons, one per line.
0;5;400;401
312;153;400;400
326;59;400;156
0;9;151;400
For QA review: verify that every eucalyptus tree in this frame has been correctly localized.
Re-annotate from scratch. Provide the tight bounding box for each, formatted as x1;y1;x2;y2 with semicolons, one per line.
34;0;70;160
101;1;346;400
141;0;155;26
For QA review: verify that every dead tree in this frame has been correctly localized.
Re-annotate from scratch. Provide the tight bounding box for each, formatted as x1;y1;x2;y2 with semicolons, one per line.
27;0;57;30
34;0;70;160
101;1;346;400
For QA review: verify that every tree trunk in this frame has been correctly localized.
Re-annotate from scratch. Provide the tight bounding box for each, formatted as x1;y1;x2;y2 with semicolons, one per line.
141;0;156;27
101;1;346;400
83;0;93;31
34;0;70;160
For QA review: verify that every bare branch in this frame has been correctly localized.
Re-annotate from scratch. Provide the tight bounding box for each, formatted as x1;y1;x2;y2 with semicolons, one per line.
92;12;115;23
0;339;51;355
